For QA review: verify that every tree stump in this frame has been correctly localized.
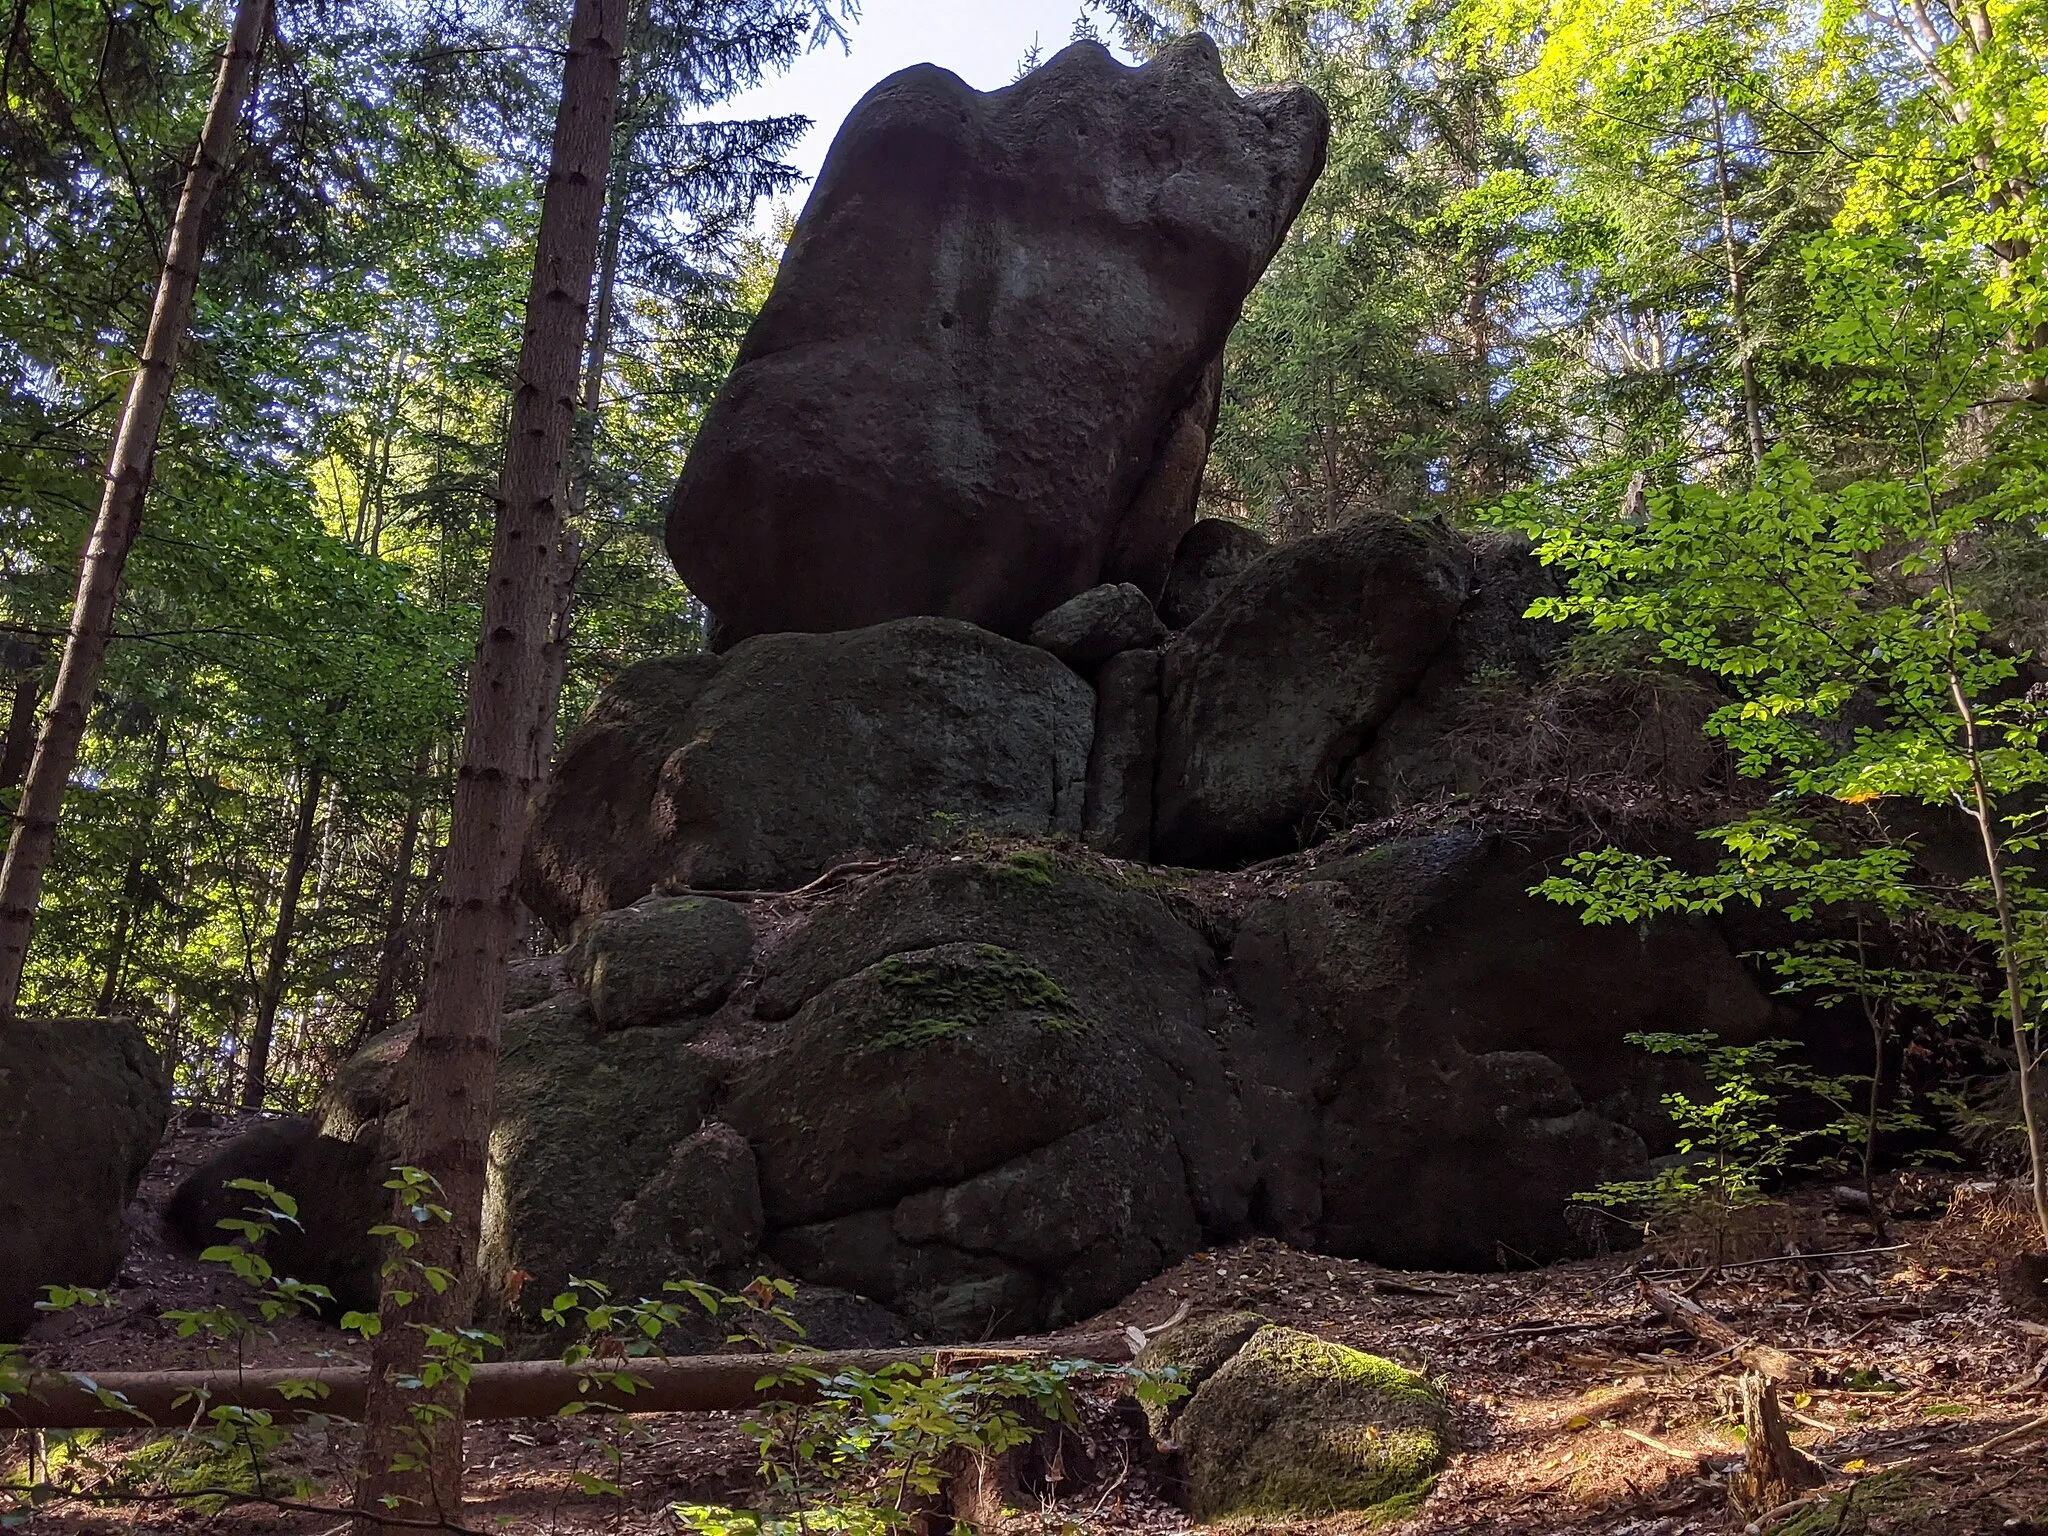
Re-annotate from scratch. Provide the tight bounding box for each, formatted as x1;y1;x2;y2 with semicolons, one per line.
1728;1371;1822;1515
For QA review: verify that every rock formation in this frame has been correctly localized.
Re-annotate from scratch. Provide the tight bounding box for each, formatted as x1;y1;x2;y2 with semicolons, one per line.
1;1016;168;1339
666;36;1328;645
174;36;1832;1377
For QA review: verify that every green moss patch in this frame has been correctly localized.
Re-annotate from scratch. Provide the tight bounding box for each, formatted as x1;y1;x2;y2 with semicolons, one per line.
1174;1325;1452;1524
868;943;1081;1050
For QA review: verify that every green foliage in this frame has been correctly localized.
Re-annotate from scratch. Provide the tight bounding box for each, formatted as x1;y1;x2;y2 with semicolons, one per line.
1576;1033;1878;1253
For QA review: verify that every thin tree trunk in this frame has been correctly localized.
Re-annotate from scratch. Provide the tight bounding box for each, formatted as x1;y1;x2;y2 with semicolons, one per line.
360;750;432;1043
1709;94;1765;470
352;0;627;1527
239;761;323;1110
1950;672;2048;1247
0;666;48;789
97;716;174;1016
0;0;270;1024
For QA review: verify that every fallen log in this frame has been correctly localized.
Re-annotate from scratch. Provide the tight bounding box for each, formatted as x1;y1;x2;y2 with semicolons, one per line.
0;1332;1134;1432
1641;1282;1807;1383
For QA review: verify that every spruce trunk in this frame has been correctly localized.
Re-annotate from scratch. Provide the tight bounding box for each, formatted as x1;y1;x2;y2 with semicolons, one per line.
0;0;271;1022
240;761;324;1108
350;0;626;1527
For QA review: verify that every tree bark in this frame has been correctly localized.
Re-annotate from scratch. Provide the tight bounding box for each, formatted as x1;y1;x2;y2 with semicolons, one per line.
359;750;432;1044
1728;1372;1821;1515
96;716;174;1017
351;0;627;1527
239;761;324;1109
1709;94;1766;470
0;666;48;789
0;0;271;1024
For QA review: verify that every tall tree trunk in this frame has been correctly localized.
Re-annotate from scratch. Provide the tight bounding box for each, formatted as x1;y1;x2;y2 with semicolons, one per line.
0;0;270;1023
0;665;49;789
1709;94;1766;470
359;749;432;1044
239;761;323;1109
97;716;174;1017
352;0;627;1527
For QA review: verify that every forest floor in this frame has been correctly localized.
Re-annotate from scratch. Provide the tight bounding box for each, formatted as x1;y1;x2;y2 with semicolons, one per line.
9;1113;2048;1535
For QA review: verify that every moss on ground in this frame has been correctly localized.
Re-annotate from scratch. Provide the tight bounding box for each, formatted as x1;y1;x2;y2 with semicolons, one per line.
869;943;1081;1049
1174;1324;1452;1524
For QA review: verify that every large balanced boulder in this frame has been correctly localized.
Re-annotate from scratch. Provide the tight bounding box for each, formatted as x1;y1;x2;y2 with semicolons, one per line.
523;618;1094;928
1142;1321;1453;1523
1154;515;1473;867
1;1016;168;1339
666;36;1328;645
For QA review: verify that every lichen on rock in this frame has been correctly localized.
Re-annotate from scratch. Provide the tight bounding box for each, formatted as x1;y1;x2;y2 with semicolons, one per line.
1171;1324;1452;1524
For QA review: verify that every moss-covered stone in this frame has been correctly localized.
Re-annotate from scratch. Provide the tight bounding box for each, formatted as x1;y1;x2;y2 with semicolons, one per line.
870;942;1080;1048
1174;1325;1451;1524
1134;1311;1270;1439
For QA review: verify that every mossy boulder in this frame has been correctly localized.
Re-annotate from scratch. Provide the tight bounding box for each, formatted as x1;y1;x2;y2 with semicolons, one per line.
1134;1311;1270;1439
1171;1325;1452;1524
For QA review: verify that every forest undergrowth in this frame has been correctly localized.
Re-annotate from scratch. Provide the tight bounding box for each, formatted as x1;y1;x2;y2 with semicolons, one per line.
10;1115;2048;1536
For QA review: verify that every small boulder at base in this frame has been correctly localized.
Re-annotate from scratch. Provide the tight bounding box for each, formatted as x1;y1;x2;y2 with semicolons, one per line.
166;1117;389;1314
567;894;753;1031
1133;1310;1270;1439
0;1016;169;1339
1158;517;1271;630
1170;1324;1452;1524
1028;583;1167;669
666;37;1327;644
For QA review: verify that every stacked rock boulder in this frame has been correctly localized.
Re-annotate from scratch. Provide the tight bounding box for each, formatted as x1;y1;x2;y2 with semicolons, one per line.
176;31;1826;1525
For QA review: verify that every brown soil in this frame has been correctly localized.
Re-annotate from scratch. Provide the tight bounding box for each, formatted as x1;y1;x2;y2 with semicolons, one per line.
9;1119;2048;1535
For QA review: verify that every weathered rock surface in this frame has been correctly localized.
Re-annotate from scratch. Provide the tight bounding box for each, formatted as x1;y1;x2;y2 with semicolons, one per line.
1228;828;1780;1266
1155;515;1473;868
0;1016;169;1339
1027;583;1166;669
1155;1323;1454;1522
600;1121;764;1301
666;37;1328;644
1082;648;1160;860
1158;516;1271;629
523;617;1094;929
279;822;1803;1342
567;894;752;1030
522;655;723;936
165;1116;388;1313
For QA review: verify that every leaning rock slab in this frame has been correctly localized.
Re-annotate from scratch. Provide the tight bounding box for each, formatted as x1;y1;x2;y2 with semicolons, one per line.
0;1016;168;1339
1155;514;1472;867
667;36;1328;644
